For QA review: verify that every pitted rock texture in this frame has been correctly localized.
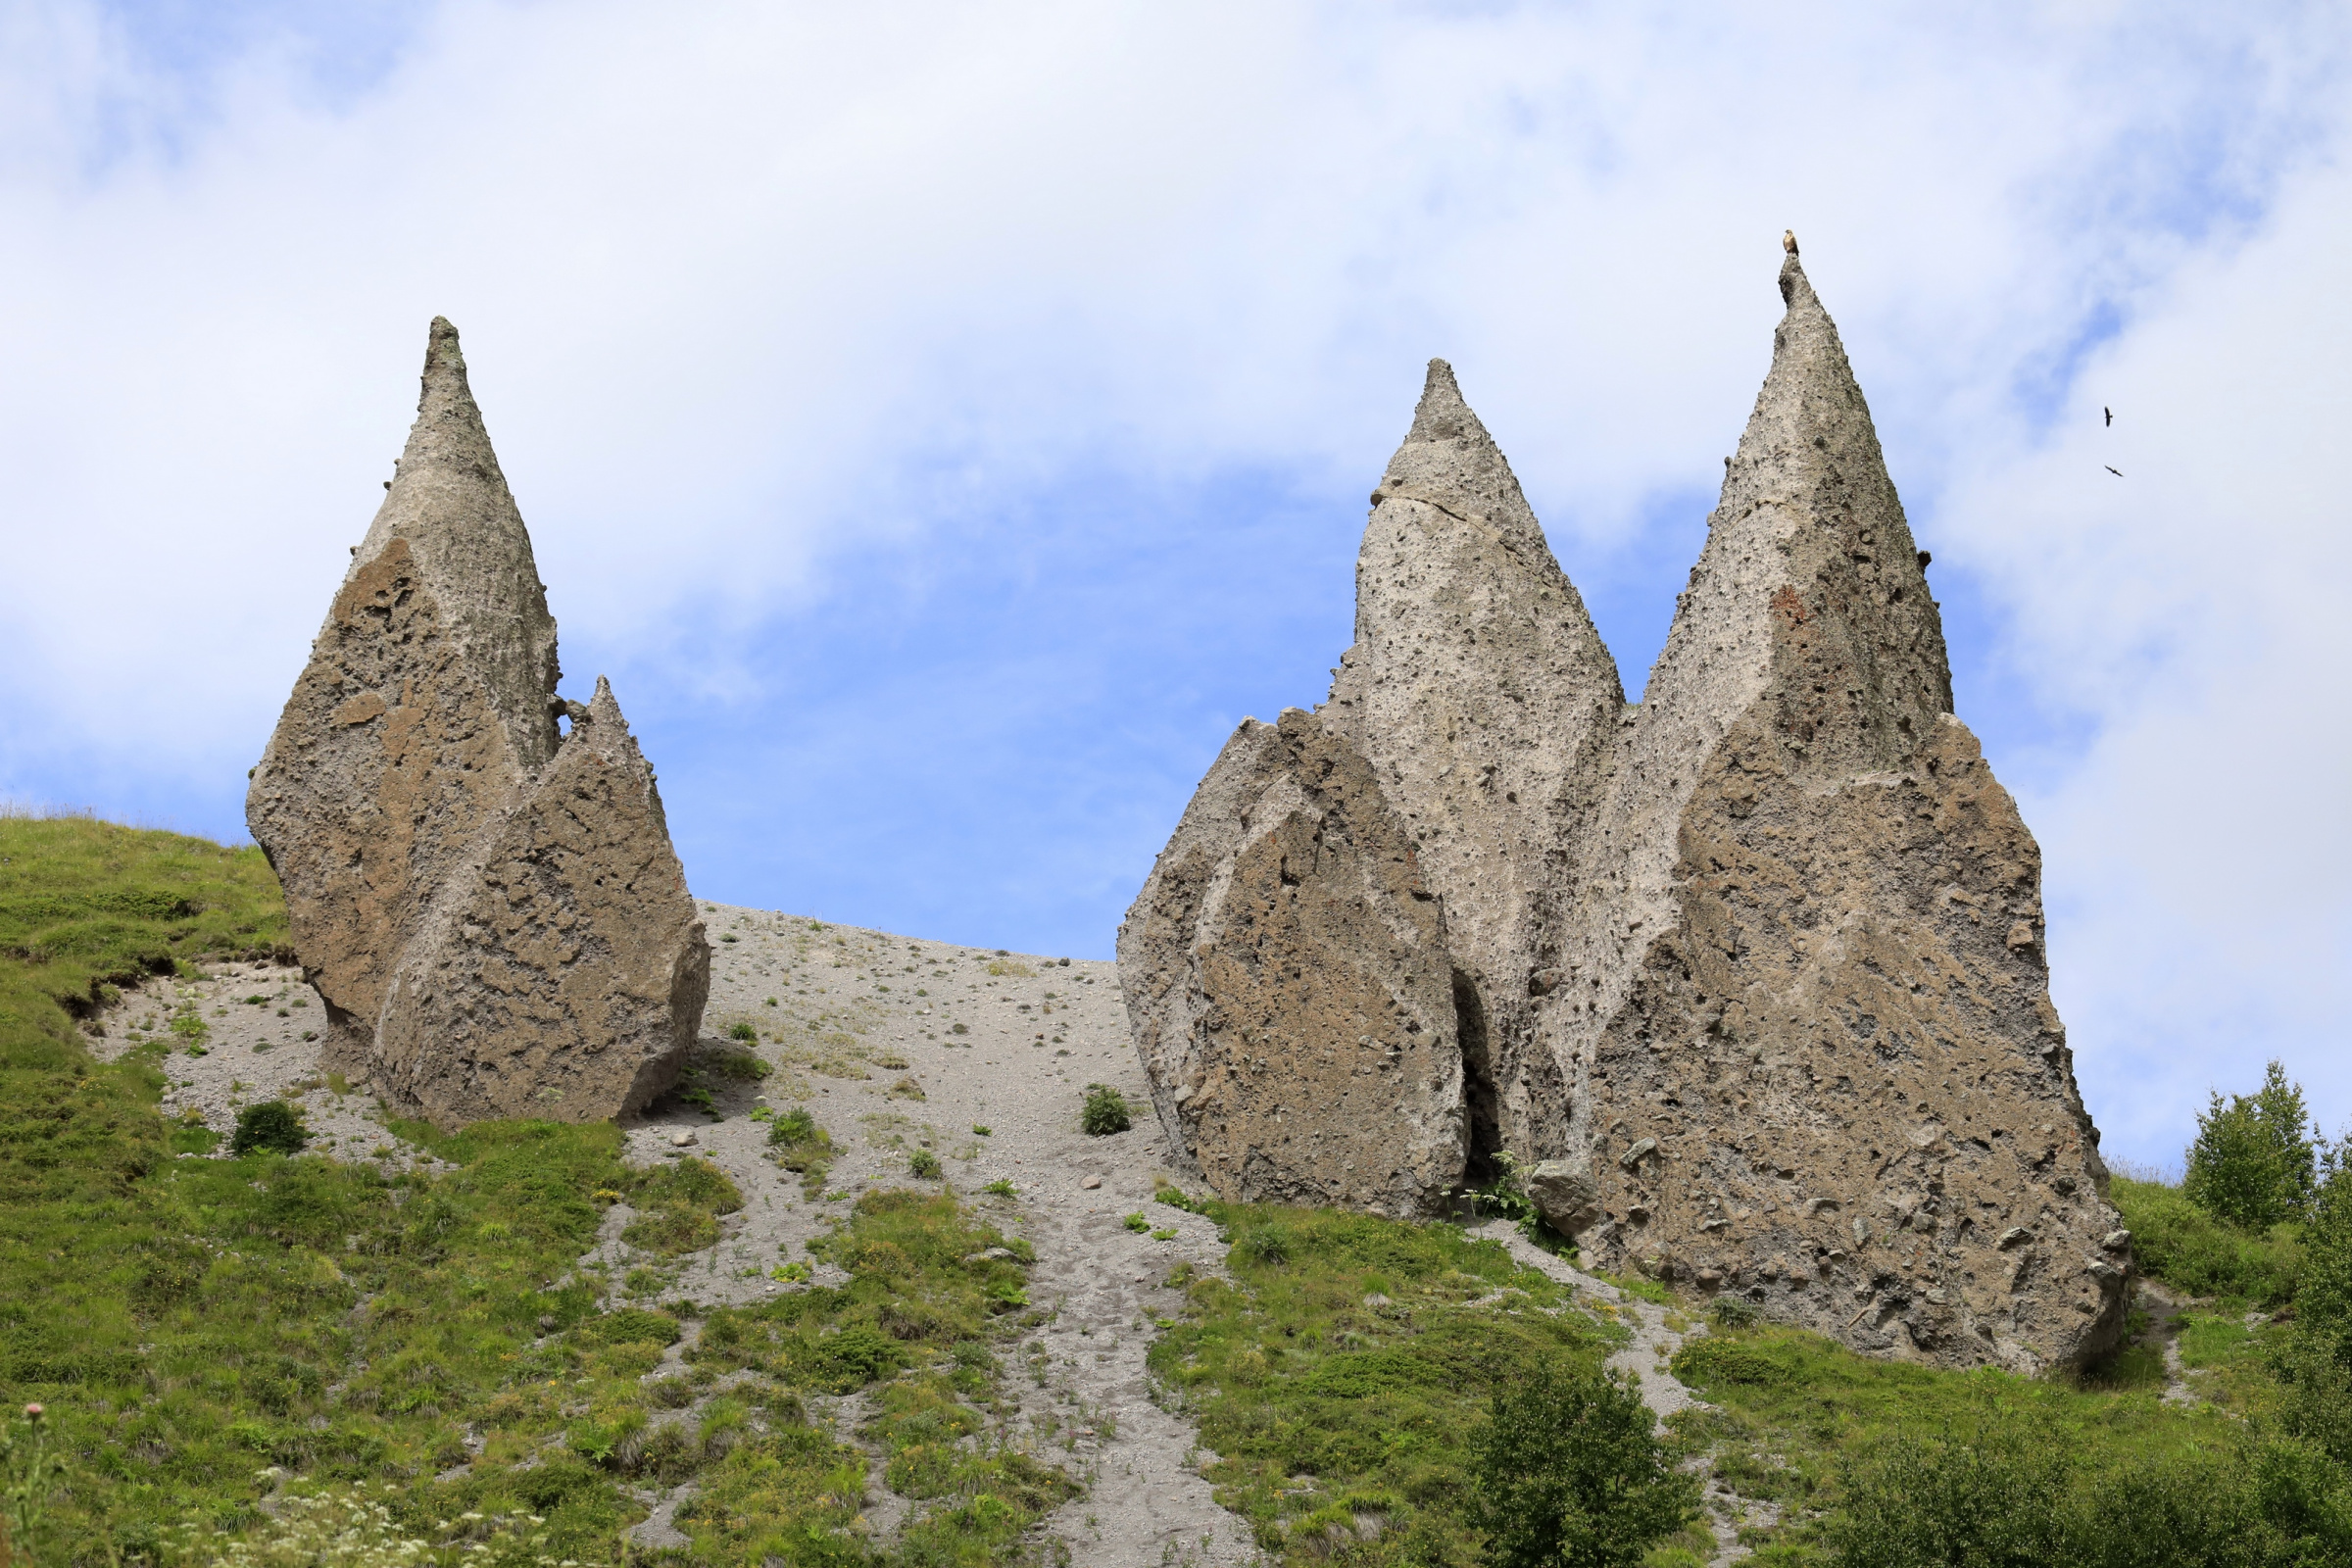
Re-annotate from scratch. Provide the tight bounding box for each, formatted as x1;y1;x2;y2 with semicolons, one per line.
374;678;710;1124
1127;254;2126;1375
1116;709;1464;1216
248;318;706;1126
1324;360;1623;1175
1553;258;2123;1372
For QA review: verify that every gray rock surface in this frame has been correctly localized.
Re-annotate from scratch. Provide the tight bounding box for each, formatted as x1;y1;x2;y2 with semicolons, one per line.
1324;361;1624;1175
1116;709;1464;1216
247;318;706;1126
1124;253;2128;1376
1549;257;2126;1373
373;677;709;1124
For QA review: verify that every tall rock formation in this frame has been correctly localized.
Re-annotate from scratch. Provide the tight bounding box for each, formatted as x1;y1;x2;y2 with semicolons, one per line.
1548;257;2126;1372
248;318;708;1127
1323;361;1624;1175
1124;251;2131;1375
1117;710;1464;1216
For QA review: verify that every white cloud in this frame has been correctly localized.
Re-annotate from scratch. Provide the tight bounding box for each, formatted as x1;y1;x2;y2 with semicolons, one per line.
0;1;2344;1156
1947;157;2352;1161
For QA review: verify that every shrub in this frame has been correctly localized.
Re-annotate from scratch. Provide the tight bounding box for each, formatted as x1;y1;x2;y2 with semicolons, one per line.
1123;1211;1151;1233
2186;1060;2320;1231
727;1020;758;1042
908;1148;942;1180
1708;1296;1760;1330
1469;1358;1696;1568
228;1100;307;1156
1235;1224;1290;1266
1825;1423;2070;1567
1080;1083;1132;1136
2113;1175;2302;1304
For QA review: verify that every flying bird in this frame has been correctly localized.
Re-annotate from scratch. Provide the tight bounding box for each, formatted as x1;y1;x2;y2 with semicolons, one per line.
1784;229;1799;256
2105;466;2124;477
2104;407;2113;426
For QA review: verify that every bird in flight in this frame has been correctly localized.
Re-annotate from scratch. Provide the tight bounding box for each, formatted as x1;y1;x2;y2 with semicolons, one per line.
1783;229;1799;256
2104;407;2113;426
2105;466;2124;477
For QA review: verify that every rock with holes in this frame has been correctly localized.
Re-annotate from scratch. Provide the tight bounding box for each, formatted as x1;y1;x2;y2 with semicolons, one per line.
1323;360;1625;1178
248;318;707;1125
1115;709;1464;1216
1549;257;2126;1373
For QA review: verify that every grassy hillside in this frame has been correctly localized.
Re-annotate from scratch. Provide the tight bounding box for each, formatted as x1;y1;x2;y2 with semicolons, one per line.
0;819;1060;1565
6;813;2348;1566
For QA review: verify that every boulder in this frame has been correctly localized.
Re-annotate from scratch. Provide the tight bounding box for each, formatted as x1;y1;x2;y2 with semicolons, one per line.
1549;258;2127;1372
1324;361;1624;1177
1116;709;1464;1216
248;318;707;1125
1521;1158;1601;1235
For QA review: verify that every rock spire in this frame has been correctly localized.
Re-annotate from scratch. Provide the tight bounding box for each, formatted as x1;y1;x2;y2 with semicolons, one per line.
1323;360;1624;1175
1549;256;2125;1371
248;318;708;1127
1123;253;2130;1374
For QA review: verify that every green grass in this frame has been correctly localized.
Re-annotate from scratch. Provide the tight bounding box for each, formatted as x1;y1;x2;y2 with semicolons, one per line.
2113;1174;2303;1306
673;1189;1070;1562
1146;1200;1629;1564
1664;1320;2349;1562
0;819;1081;1565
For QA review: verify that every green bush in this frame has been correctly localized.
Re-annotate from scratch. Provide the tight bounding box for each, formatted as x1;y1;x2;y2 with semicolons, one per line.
1080;1082;1132;1136
1825;1423;2070;1567
2186;1060;2320;1231
1824;1423;2352;1568
2113;1175;2301;1304
228;1100;308;1156
908;1148;941;1180
1469;1358;1696;1568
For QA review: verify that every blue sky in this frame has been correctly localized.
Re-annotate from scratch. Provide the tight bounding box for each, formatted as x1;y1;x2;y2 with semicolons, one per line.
3;1;2347;1169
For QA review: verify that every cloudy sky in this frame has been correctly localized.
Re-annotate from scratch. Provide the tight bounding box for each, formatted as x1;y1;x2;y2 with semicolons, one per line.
2;0;2345;1168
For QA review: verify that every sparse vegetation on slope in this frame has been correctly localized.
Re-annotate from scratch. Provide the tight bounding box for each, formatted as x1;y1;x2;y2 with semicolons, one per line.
0;821;1079;1565
1145;1198;1673;1564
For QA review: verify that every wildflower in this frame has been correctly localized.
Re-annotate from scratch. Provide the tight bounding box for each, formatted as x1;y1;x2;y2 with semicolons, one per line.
23;1402;42;1420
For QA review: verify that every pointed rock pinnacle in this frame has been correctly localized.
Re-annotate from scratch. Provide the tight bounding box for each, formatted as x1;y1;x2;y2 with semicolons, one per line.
247;321;706;1128
1550;256;2124;1375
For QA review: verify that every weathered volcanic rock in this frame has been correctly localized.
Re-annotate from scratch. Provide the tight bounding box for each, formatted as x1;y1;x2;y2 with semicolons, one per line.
1117;709;1463;1216
247;318;561;1062
372;678;710;1124
1550;258;2126;1372
248;318;707;1124
1325;360;1624;1176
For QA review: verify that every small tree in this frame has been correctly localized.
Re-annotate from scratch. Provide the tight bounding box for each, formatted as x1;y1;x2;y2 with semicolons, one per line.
2184;1060;2317;1231
228;1100;308;1156
1080;1083;1132;1136
1470;1358;1694;1568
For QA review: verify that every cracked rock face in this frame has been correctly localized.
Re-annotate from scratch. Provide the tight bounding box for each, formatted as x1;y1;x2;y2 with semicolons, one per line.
1116;710;1464;1216
1325;360;1624;1177
1553;259;2125;1373
248;318;707;1127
